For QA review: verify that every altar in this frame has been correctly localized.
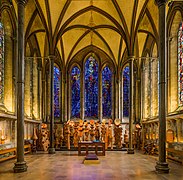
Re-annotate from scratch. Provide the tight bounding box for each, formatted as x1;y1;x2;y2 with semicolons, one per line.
78;141;105;156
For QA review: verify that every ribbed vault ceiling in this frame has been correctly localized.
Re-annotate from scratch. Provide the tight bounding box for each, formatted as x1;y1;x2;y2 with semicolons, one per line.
12;0;161;66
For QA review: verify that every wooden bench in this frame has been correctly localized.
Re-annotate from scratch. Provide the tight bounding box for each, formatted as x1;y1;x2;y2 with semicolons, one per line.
0;144;31;163
166;148;183;165
0;147;16;162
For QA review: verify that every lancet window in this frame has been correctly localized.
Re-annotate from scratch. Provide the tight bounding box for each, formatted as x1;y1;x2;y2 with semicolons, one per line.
71;66;81;118
84;56;99;118
102;66;112;118
122;66;130;117
54;65;61;118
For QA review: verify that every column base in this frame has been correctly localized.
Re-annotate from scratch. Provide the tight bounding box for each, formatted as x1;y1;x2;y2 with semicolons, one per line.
127;148;134;154
155;161;169;174
48;147;56;154
13;161;28;173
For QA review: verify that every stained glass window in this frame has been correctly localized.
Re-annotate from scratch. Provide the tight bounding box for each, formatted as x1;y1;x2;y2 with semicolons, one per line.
54;66;61;118
0;22;4;103
123;66;130;117
178;22;183;105
71;66;80;118
102;66;112;117
85;56;98;118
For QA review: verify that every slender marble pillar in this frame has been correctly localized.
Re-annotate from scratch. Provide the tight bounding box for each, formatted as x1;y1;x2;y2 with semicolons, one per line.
99;69;102;122
48;56;55;154
68;70;71;121
127;57;134;154
115;76;119;119
13;0;27;173
81;69;84;120
155;0;169;173
59;69;62;122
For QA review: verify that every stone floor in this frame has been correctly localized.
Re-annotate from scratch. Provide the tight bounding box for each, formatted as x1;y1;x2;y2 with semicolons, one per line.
0;151;183;180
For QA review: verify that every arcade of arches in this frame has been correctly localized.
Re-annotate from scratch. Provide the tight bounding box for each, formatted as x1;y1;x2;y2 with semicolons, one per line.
0;0;183;176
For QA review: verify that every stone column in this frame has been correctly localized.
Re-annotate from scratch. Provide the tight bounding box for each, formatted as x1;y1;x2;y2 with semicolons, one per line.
68;70;71;120
99;69;102;122
59;69;62;122
12;35;17;114
115;76;119;120
112;72;116;119
155;0;169;173
127;57;134;154
48;56;55;154
13;0;27;173
81;69;84;120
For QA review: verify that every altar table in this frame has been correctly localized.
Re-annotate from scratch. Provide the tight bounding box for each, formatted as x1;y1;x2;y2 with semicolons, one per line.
78;141;105;156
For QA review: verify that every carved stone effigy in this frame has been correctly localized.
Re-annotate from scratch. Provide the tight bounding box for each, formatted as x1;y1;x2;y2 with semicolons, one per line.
101;120;106;142
64;121;71;149
84;121;89;141
107;120;113;149
124;130;129;147
90;120;95;141
78;120;84;142
95;121;100;141
40;123;50;151
69;121;74;145
73;123;79;147
114;119;122;149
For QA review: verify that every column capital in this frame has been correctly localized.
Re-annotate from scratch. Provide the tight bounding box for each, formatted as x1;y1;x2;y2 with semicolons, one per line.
127;56;135;62
16;0;28;6
155;0;167;7
37;67;42;71
48;55;55;61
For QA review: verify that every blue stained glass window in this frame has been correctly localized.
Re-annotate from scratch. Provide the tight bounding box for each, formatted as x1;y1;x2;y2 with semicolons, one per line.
0;22;4;103
85;56;98;118
71;66;80;118
178;22;183;105
54;66;60;118
102;66;112;117
123;66;130;117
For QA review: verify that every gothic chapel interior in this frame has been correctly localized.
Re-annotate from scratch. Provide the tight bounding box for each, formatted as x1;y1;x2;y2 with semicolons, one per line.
0;0;183;177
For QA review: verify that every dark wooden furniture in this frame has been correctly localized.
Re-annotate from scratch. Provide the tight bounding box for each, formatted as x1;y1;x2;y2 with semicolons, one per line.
78;141;105;156
0;144;31;162
166;148;183;165
0;147;16;162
